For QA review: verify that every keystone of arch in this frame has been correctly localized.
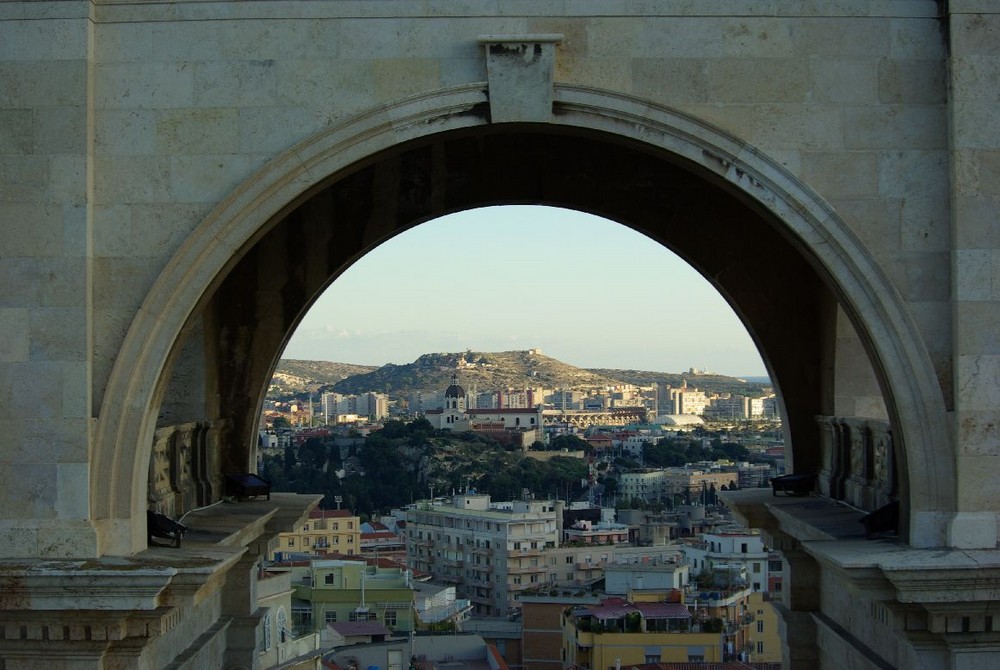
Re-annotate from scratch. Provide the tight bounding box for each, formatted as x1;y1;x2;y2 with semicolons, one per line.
91;83;955;555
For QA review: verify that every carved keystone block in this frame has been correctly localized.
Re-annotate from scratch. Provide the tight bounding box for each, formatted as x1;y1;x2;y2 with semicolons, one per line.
479;34;562;123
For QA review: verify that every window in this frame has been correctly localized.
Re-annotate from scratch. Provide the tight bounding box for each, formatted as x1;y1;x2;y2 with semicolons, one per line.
325;573;334;585
263;610;273;650
753;562;761;573
287;538;294;546
333;536;339;544
325;610;338;623
757;620;764;633
757;641;764;654
741;543;748;553
384;609;398;628
304;537;311;546
303;524;310;531
566;556;573;564
332;523;339;530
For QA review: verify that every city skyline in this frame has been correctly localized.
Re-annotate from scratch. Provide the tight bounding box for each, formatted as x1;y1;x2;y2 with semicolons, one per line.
283;205;768;378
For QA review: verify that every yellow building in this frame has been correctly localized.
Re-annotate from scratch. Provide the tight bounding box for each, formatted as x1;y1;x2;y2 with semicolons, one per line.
563;598;723;668
745;591;782;663
272;508;361;558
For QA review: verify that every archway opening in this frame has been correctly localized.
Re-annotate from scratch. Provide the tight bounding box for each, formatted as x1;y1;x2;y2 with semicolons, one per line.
150;126;895;533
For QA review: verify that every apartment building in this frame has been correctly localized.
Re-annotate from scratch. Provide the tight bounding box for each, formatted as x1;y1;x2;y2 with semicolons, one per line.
404;494;560;616
271;508;361;559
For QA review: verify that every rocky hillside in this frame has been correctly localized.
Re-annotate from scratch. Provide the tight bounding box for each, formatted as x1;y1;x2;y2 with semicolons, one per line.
271;360;378;394
328;350;624;395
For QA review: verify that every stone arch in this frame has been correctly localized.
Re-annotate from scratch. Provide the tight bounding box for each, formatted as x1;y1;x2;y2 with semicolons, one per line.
91;84;953;555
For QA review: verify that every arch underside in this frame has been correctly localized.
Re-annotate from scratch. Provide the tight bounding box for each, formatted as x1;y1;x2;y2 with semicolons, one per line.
93;86;953;554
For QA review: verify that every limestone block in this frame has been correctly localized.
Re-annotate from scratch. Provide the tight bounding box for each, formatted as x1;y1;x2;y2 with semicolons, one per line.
130;203;207;258
34;105;87;155
193;59;279;108
0;155;50;203
951;103;1000;152
801;151;878;198
0;18;88;61
955;302;1000;355
0;361;64;419
169;154;263;204
632;58;709;104
0;257;86;308
948;11;1000;57
0;463;58;518
750;104;843;150
94;109;157;156
372;58;443;104
890;16;947;59
29;307;87;362
0;108;33;154
0;60;87;107
56;462;90;520
879;58;946;105
956;409;1000;457
92;156;172;204
955;195;1000;249
677;103;755;141
830;196;902;258
92;257;163;311
0;203;65;257
272;60;376;122
793;18;890;57
955;249;993;300
948;510;998;550
0;418;88;464
91;307;140;404
707;58;810;103
956;355;1000;411
957;452;1000;516
48;155;86;206
155;108;240;155
811;59;878;104
954;149;1000;197
95;62;195;110
0;309;29;363
844;105;947;151
882;251;949;303
92;202;204;258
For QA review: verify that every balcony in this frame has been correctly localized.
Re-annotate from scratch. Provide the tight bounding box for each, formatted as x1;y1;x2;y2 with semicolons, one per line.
575;561;604;571
469;545;494;556
507;563;547;574
509;547;544;558
440;558;464;568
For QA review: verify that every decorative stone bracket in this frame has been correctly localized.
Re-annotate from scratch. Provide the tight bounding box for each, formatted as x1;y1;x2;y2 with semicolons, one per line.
478;34;562;123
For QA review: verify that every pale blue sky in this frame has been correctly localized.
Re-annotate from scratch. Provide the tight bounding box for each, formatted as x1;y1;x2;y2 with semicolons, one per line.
283;206;767;377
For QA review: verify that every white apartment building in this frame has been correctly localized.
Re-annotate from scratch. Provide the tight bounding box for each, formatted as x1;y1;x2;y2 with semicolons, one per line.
322;392;390;422
682;530;771;593
404;494;559;616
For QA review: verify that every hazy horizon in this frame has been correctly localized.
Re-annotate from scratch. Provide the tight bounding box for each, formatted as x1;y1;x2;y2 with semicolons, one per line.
283;206;769;378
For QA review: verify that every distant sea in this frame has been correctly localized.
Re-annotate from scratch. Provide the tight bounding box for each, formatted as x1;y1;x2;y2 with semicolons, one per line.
741;376;771;384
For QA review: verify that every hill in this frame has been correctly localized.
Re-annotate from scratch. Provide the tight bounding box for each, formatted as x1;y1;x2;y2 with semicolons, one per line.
328;350;625;395
271;359;379;394
269;350;770;399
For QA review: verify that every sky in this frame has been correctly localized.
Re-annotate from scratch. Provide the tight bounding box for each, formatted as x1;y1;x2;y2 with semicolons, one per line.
282;205;768;378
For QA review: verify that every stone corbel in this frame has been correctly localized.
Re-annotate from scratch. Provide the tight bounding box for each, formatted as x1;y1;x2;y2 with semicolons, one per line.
478;34;562;123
